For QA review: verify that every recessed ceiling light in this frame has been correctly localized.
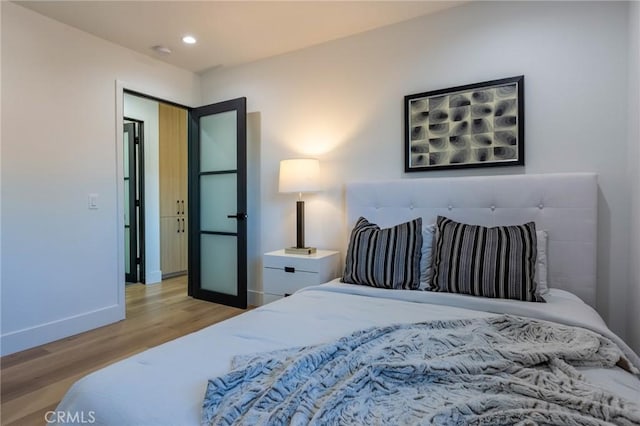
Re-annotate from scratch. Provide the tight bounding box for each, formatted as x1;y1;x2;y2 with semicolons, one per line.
151;45;172;55
182;36;197;45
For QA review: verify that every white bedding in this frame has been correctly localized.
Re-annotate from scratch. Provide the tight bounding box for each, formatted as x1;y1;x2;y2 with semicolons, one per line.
56;282;640;425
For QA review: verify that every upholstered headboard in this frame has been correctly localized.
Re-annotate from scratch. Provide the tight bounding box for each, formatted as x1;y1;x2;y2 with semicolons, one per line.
346;173;598;306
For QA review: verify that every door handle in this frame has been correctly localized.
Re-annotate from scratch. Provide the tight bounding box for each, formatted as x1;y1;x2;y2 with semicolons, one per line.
176;200;180;215
181;218;185;233
181;200;185;215
227;213;247;220
177;218;180;233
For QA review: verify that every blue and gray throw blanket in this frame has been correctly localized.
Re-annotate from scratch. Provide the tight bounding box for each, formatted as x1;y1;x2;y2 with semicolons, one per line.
202;315;640;425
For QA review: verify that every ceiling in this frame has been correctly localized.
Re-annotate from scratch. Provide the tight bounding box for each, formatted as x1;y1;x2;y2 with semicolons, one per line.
15;1;463;74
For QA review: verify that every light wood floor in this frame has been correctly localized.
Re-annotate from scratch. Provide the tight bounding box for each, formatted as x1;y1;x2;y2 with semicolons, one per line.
0;276;245;426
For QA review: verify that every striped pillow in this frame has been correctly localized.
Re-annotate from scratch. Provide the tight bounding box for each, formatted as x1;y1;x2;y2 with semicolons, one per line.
342;217;422;290
429;216;543;302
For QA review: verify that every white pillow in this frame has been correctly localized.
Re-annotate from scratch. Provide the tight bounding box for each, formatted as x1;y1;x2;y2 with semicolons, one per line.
419;224;436;290
419;225;549;294
535;230;549;295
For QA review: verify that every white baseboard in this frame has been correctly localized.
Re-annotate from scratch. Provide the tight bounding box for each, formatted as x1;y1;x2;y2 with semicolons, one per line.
145;270;162;284
0;304;125;356
248;289;262;307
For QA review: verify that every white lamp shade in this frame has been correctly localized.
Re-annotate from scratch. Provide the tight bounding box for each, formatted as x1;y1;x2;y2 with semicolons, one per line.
279;158;321;193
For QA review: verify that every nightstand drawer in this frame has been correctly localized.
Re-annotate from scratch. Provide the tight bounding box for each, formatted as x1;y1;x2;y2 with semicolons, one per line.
264;255;323;273
263;267;319;295
262;249;340;304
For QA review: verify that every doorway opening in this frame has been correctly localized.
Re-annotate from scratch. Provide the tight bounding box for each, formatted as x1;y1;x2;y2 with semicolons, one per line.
123;91;189;286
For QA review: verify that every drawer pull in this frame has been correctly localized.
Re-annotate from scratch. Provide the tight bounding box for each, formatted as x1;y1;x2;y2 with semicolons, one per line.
284;266;295;273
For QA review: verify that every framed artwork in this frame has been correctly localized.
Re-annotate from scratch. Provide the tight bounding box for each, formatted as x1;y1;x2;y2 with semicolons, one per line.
405;76;524;172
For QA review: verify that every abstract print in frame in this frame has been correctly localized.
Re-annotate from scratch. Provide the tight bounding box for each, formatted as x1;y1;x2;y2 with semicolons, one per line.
405;76;524;172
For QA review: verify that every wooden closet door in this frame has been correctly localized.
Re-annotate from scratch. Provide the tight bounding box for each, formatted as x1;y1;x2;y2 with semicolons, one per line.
159;104;183;218
160;217;182;274
178;106;188;271
159;103;188;277
180;217;188;271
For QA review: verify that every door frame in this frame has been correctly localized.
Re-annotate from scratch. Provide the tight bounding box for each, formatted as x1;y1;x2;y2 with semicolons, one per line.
187;98;248;309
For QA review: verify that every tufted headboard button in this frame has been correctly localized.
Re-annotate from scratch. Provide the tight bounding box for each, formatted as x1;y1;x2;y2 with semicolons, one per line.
447;205;453;211
490;205;496;211
538;203;544;210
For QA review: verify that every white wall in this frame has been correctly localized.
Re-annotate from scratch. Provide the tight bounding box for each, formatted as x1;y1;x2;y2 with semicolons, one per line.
0;2;200;355
246;112;262;305
123;94;162;284
627;1;640;352
0;2;3;318
200;2;635;345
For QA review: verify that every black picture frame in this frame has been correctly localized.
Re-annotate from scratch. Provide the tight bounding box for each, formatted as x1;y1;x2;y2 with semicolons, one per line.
404;76;524;172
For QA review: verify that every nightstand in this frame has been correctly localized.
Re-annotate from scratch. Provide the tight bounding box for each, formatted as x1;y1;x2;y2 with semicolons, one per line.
263;249;341;304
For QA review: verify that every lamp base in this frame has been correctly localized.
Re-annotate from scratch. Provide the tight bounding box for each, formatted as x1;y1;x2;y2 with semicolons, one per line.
284;246;317;255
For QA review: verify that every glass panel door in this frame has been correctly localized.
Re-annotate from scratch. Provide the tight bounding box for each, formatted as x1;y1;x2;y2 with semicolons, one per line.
124;123;136;283
189;98;247;308
123;120;145;283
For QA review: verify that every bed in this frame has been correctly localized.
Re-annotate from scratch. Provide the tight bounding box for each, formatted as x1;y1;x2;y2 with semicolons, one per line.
56;173;640;425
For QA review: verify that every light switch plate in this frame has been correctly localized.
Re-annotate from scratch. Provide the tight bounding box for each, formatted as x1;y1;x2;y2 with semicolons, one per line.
88;193;99;209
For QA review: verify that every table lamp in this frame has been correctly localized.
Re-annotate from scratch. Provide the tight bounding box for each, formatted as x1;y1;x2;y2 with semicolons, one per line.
278;158;320;254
